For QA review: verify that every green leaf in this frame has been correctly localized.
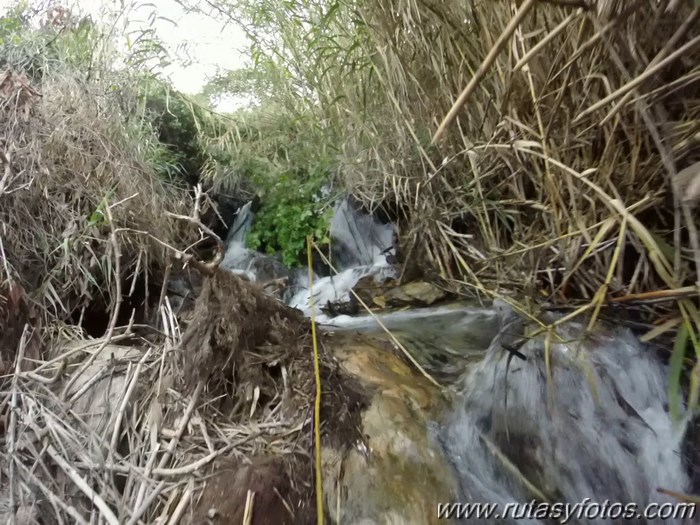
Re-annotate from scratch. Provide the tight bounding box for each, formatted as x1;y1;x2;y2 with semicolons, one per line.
669;323;689;424
689;360;699;415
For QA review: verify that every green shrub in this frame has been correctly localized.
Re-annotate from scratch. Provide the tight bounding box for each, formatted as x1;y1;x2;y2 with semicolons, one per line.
198;96;337;266
247;163;333;266
142;80;211;184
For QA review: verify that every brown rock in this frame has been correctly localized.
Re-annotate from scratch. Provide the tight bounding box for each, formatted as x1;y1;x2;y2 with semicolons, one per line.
322;335;458;524
384;281;446;306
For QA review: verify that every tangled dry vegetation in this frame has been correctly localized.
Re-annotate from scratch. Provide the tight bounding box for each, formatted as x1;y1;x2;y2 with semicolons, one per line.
1;266;361;523
0;66;192;331
0;32;360;525
0;16;330;522
320;1;700;334
0;35;361;521
1;0;699;522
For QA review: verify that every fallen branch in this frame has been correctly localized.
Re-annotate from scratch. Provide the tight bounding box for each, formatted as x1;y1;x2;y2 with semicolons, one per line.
165;184;224;277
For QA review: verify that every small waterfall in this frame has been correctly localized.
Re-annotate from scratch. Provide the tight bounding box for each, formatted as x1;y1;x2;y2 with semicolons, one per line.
286;265;397;322
323;303;502;382
438;307;691;524
226;201;254;244
329;198;395;269
286;198;396;321
222;202;288;282
222;202;256;278
220;197;397;321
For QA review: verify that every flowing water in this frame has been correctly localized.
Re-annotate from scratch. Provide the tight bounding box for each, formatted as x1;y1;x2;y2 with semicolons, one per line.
222;199;694;524
221;201;257;280
439;312;691;524
222;201;289;282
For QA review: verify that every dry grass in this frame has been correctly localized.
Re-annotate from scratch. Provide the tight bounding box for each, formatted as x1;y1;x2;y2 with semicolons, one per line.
302;1;700;343
216;0;699;335
0;266;364;523
0;65;191;324
0;299;307;523
0;10;338;521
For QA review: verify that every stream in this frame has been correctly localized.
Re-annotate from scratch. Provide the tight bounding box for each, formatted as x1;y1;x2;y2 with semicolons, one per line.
221;199;694;524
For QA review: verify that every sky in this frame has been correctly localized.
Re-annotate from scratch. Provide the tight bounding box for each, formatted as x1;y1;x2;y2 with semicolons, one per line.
0;0;250;103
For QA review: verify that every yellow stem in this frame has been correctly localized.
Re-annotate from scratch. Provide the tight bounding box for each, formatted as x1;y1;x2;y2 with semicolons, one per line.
306;235;324;525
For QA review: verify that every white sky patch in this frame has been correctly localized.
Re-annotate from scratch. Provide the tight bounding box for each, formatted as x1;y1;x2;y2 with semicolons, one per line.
0;0;251;103
127;1;249;95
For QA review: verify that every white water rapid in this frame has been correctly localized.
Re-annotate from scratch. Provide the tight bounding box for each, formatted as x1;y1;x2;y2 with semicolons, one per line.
438;305;692;524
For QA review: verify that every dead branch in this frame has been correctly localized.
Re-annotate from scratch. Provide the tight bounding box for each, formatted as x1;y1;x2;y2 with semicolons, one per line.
165;184;224;277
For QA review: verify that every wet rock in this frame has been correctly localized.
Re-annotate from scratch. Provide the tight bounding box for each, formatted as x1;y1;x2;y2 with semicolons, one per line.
382;281;446;307
246;253;289;283
352;274;396;307
323;298;360;316
345;279;448;312
322;335;458;524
